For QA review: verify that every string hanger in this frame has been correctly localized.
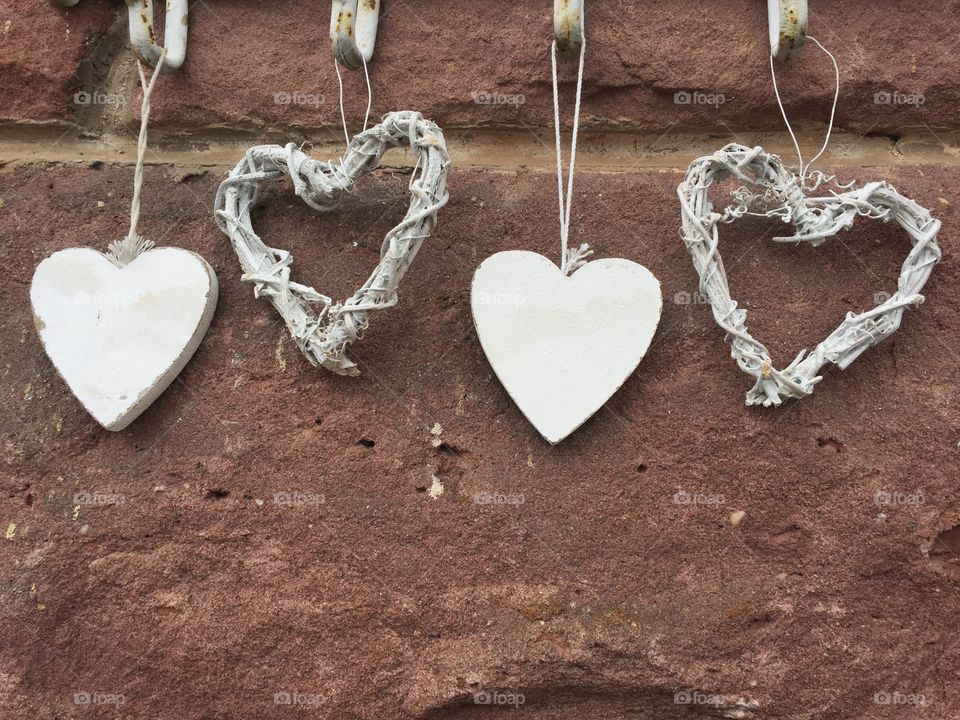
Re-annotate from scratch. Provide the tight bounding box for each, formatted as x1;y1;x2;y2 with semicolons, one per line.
552;4;592;276
107;50;167;266
768;35;843;190
332;56;425;193
329;0;380;147
722;30;859;237
719;36;849;228
333;54;373;147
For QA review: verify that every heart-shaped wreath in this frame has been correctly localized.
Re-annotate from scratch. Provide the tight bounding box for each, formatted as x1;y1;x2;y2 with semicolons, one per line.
678;143;942;406
215;111;450;376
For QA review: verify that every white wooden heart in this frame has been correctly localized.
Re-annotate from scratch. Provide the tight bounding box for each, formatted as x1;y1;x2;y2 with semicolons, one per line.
471;251;662;444
30;247;218;431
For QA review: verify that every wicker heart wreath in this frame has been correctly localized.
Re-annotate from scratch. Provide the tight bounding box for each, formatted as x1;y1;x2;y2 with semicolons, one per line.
215;111;450;376
678;143;942;406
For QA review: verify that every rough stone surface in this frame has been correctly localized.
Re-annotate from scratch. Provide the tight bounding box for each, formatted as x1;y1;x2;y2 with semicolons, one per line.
0;0;116;122
2;0;959;132
3;1;960;718
2;161;959;719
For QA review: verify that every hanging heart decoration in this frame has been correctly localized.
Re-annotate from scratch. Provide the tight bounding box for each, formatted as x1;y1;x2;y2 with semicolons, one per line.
31;245;217;431
678;143;942;406
215;111;450;376
30;52;219;432
469;2;663;444
472;251;662;444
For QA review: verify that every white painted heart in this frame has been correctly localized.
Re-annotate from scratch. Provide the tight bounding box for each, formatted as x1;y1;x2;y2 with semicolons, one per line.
31;247;218;431
471;251;662;444
678;143;942;406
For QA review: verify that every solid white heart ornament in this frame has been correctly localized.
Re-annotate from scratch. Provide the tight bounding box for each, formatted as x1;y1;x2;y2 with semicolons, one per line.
472;251;662;444
31;247;218;431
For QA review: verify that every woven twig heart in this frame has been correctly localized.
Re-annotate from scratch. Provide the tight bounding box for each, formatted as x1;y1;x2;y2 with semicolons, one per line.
215;111;450;376
678;143;942;406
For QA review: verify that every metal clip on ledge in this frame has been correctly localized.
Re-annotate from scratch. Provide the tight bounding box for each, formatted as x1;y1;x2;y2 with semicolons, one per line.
330;0;381;69
554;0;584;60
768;0;808;61
48;0;189;72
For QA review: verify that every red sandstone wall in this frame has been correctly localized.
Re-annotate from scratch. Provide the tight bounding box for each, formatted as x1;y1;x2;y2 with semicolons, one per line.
2;2;959;719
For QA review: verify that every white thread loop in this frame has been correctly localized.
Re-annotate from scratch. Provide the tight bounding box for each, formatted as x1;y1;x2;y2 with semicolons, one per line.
107;50;166;266
769;35;841;185
334;54;373;147
551;7;592;276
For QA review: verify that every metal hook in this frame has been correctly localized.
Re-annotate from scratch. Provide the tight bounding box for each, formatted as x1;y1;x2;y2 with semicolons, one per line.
127;0;189;71
554;0;583;60
768;0;808;61
47;0;188;71
331;0;381;70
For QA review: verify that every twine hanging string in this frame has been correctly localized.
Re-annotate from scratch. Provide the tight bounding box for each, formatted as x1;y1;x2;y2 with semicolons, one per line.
108;50;167;266
551;7;592;276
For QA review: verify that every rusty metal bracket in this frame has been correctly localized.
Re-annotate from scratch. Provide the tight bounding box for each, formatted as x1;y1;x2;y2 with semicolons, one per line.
48;0;188;71
331;0;381;70
126;0;188;71
554;0;584;60
768;0;808;61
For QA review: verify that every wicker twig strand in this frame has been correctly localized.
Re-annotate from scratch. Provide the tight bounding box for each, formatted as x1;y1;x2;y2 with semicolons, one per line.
678;143;942;407
215;111;451;376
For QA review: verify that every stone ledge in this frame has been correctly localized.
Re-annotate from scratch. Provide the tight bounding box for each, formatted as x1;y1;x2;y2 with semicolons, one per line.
0;126;958;174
